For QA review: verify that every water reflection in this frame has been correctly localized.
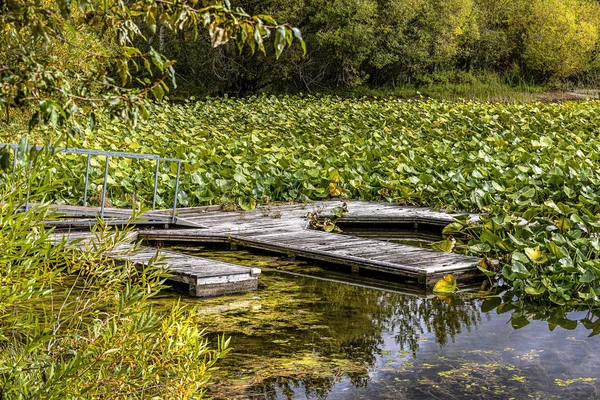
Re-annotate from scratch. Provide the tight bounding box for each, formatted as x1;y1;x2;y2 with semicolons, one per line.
157;247;600;399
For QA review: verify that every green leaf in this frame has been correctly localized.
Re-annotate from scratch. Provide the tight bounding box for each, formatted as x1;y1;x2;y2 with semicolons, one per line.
431;239;455;253
469;243;491;253
257;14;277;25
481;297;501;312
510;261;530;277
546;241;565;258
292;27;306;55
17;135;28;165
432;274;457;294
442;222;464;235
480;230;502;245
233;172;248;184
89;112;96;131
511;315;530;329
477;265;496;277
151;85;165;102
524;285;545;295
557;318;577;330
579;270;595;283
0;149;10;171
521;187;536;198
274;26;286;59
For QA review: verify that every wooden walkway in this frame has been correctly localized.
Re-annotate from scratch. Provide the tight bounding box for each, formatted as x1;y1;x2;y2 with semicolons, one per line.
51;231;260;297
45;204;189;227
139;201;482;287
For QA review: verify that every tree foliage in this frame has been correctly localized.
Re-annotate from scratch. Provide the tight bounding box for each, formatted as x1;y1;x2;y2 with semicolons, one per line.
518;0;600;78
151;0;600;93
0;0;304;129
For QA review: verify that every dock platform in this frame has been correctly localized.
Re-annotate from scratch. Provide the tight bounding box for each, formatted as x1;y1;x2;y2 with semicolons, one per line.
52;231;260;297
139;201;482;287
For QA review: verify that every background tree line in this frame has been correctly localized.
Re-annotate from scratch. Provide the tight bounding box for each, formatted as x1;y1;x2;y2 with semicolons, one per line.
156;0;600;95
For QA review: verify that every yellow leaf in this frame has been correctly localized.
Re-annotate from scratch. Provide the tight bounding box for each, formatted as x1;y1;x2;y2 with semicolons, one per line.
329;183;343;197
525;247;547;264
431;239;455;253
435;294;453;304
433;274;457;294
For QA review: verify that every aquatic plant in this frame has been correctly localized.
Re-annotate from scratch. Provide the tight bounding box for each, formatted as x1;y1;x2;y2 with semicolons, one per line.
7;96;600;304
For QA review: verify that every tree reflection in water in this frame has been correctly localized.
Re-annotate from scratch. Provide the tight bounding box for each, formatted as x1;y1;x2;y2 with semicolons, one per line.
158;247;600;400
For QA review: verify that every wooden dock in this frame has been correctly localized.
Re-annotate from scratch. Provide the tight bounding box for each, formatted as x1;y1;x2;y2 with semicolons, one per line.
51;231;260;297
45;204;194;228
139;201;482;287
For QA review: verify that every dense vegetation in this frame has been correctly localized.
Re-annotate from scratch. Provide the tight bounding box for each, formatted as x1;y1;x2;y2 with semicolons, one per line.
0;164;229;397
3;0;600;395
1;0;290;397
162;0;600;95
0;0;303;130
9;96;600;306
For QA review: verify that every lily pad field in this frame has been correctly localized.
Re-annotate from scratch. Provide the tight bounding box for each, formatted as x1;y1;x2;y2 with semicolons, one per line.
16;96;600;306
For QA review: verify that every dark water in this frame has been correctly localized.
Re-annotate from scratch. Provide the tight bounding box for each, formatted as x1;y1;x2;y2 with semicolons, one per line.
157;247;600;400
338;224;441;248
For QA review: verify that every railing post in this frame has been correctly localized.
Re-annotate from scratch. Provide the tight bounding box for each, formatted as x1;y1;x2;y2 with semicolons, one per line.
83;153;91;207
152;159;160;210
172;160;181;224
100;155;110;219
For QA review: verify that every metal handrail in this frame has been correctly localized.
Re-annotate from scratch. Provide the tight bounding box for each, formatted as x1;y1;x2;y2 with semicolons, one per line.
1;143;182;223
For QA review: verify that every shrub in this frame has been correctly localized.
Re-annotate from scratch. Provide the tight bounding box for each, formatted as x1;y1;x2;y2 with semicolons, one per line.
0;154;228;398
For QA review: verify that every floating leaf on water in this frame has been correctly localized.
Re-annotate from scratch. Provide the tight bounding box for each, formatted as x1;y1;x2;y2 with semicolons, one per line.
579;270;595;283
480;230;502;245
470;243;491;253
481;297;501;312
477;258;496;277
524;286;545;295
510;261;530;277
435;294;453;304
442;222;465;235
511;315;530;329
433;274;457;294
431;239;455;253
525;248;547;264
554;217;571;231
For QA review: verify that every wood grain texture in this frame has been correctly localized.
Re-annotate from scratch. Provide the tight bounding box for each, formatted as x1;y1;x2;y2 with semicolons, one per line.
138;200;483;288
52;231;260;297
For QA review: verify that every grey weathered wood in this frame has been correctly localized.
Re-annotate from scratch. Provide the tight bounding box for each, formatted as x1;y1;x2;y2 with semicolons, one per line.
47;200;483;289
52;231;260;297
138;200;483;288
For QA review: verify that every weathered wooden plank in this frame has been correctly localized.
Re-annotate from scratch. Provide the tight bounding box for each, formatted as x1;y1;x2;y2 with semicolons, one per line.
141;200;484;288
50;200;484;289
52;231;260;297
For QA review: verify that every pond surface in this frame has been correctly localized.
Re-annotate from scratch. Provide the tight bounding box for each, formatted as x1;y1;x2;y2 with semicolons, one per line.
336;223;444;249
156;247;600;399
